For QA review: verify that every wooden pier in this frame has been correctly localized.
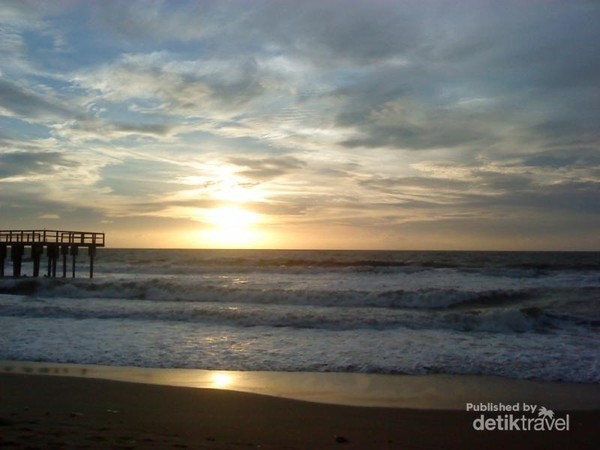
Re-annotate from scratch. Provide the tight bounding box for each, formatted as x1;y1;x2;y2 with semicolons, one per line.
0;230;105;279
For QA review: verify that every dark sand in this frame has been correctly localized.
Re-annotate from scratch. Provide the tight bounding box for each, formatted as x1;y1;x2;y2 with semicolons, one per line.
1;372;598;449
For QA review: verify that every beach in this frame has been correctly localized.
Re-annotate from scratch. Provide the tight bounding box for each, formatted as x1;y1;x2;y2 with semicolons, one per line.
1;368;599;450
1;250;599;448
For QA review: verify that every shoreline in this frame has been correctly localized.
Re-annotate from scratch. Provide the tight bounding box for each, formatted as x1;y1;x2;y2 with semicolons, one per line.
2;360;599;410
1;371;599;449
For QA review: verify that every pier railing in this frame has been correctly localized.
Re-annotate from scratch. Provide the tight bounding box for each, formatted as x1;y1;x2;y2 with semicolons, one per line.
0;229;105;278
0;230;105;247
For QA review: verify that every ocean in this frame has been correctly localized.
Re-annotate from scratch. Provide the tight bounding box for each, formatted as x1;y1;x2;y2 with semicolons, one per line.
1;249;599;383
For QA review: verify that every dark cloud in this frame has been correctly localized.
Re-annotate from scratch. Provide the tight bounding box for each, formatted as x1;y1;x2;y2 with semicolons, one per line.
90;0;220;43
0;130;11;145
0;151;79;178
474;172;534;192
332;63;506;150
359;169;600;218
329;2;600;154
480;181;600;215
91;0;420;65
249;0;420;65
206;57;264;104
520;148;600;169
528;120;599;149
112;122;173;136
359;176;471;193
0;78;80;121
228;156;306;180
342;116;494;150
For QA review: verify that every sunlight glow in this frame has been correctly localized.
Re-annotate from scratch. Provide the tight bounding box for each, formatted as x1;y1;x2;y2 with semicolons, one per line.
198;206;266;248
205;206;259;228
211;371;234;388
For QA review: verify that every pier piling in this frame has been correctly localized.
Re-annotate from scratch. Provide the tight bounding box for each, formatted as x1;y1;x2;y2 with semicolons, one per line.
61;245;69;278
11;244;24;277
0;230;104;279
32;244;43;277
88;245;96;279
47;244;58;278
0;244;6;277
70;245;78;278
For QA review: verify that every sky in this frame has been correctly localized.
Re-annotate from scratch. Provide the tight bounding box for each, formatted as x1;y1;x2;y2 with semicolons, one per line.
0;0;599;250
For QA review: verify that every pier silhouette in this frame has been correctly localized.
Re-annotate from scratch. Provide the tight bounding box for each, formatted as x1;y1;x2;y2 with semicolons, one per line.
0;230;105;278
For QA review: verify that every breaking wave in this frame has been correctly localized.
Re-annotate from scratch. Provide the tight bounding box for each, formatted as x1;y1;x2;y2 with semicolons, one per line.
0;276;572;309
1;277;598;335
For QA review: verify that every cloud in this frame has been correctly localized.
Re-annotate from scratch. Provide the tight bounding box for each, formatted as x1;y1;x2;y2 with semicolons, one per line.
0;178;106;231
340;98;501;150
111;122;173;137
89;0;218;43
465;179;600;216
247;0;421;65
520;148;600;170
38;213;60;219
355;157;600;222
96;158;185;198
88;0;419;65
228;156;306;181
73;52;264;113
0;1;68;22
0;78;80;121
528;120;599;149
327;1;600;156
0;151;79;179
360;176;471;193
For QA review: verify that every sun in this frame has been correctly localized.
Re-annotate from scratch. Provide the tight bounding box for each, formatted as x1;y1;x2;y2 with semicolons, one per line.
199;205;265;248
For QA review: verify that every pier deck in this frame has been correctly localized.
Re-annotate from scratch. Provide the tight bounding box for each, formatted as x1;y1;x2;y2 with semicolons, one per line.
0;230;105;278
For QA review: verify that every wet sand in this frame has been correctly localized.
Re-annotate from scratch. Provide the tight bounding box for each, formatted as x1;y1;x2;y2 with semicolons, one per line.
1;370;598;449
2;360;599;409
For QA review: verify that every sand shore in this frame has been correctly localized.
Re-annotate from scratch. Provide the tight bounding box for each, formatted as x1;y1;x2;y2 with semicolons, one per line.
1;369;599;449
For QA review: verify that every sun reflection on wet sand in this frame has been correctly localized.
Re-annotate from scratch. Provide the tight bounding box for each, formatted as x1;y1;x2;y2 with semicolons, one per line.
210;371;235;389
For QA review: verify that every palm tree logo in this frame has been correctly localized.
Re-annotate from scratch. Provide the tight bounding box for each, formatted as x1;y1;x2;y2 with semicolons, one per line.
538;406;554;419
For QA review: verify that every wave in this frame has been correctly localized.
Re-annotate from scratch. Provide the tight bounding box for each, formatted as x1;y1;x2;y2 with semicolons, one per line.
1;294;596;335
0;276;558;310
2;265;598;336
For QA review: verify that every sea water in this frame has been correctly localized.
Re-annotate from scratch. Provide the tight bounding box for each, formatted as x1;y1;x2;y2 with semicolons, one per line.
1;249;598;383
